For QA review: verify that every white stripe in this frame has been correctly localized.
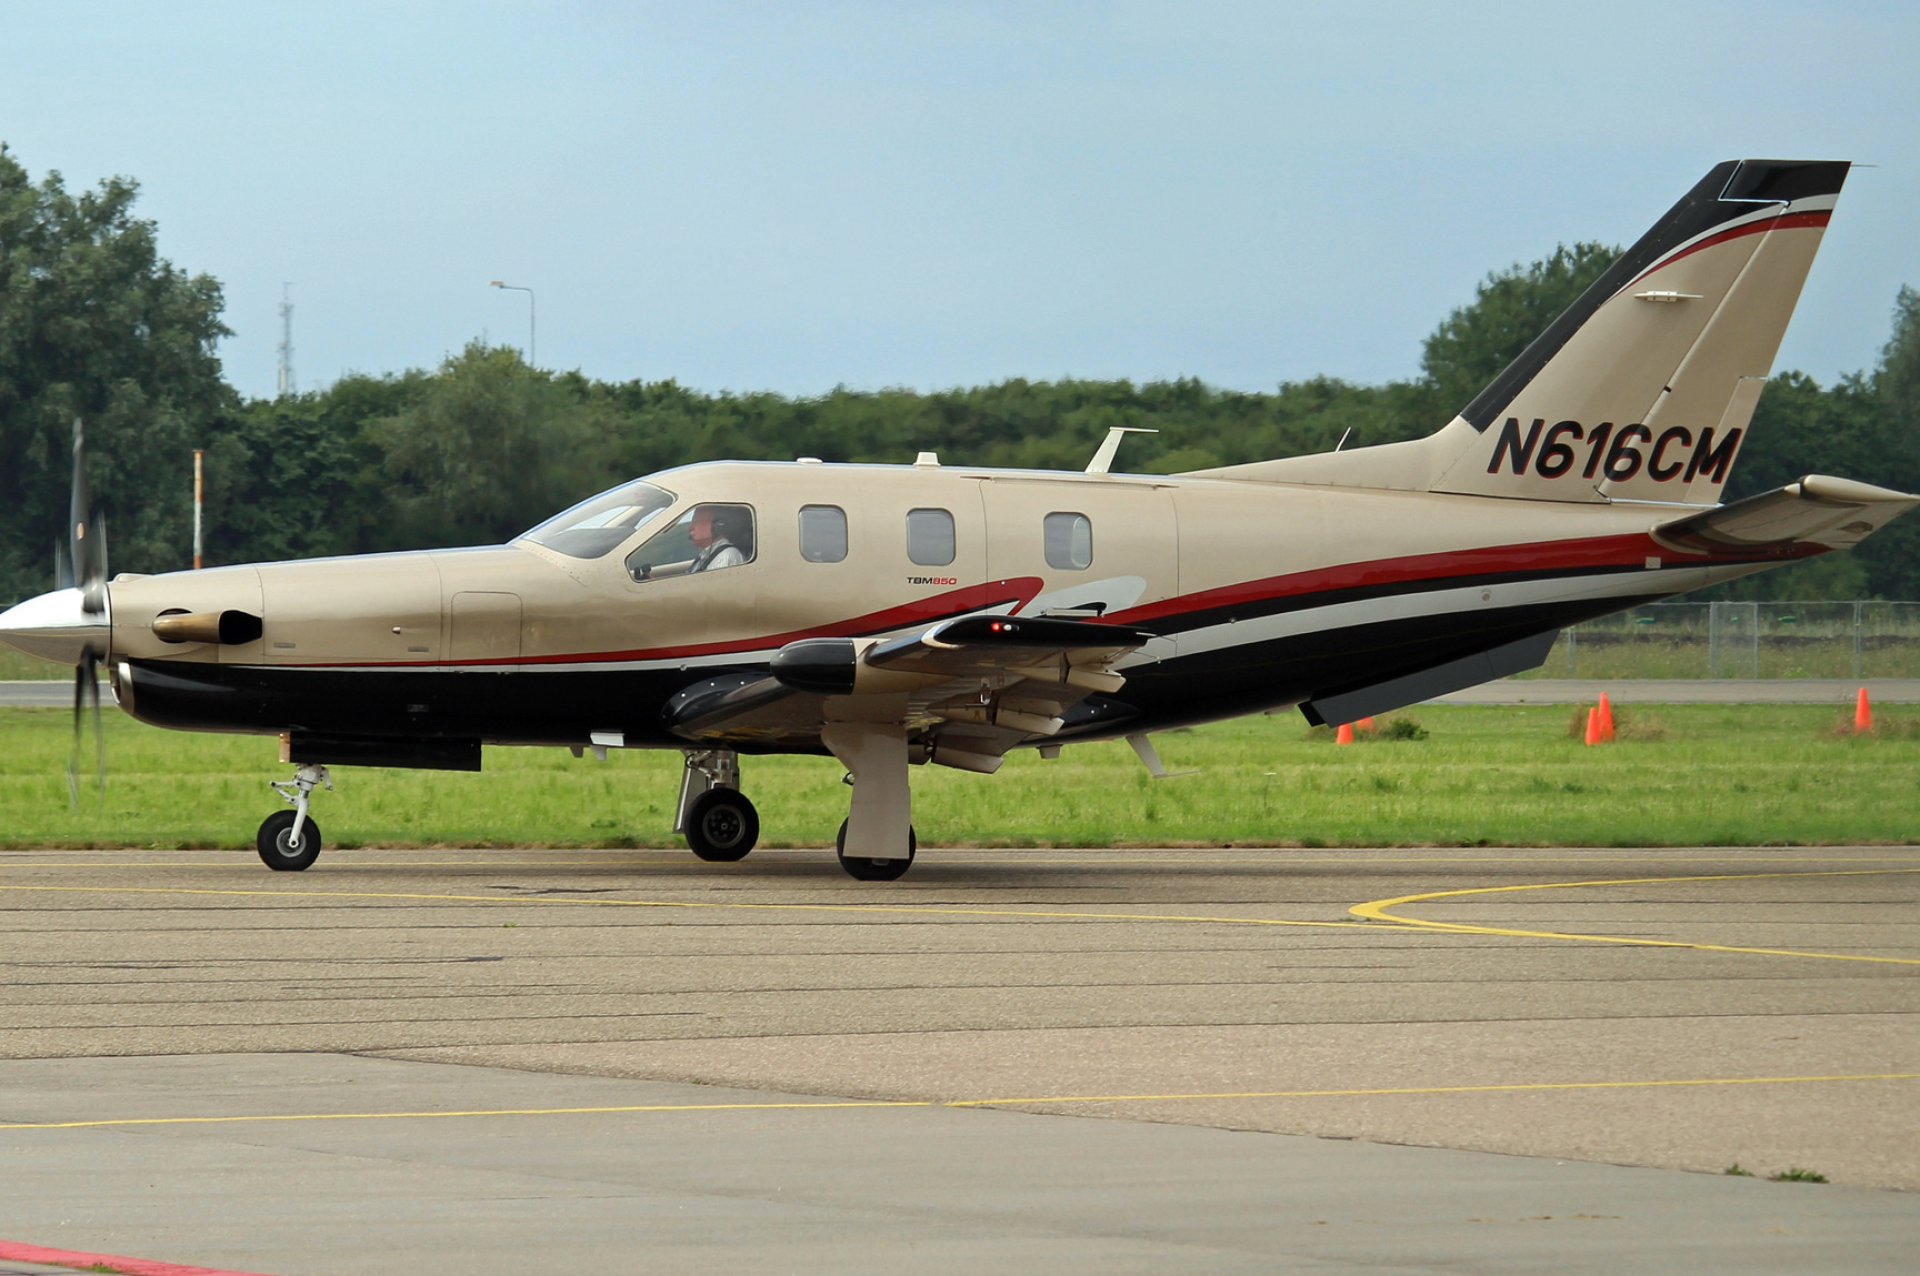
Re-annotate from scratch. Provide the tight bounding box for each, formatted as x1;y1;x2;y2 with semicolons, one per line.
1142;563;1755;666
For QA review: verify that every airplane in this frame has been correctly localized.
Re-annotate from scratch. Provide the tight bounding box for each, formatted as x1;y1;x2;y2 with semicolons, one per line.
2;158;1914;880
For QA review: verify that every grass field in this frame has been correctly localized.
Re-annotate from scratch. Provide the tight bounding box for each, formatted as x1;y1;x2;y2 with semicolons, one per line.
0;648;64;679
2;703;1916;850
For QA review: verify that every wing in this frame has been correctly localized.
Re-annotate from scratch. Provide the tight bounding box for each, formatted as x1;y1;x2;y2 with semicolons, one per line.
662;616;1156;768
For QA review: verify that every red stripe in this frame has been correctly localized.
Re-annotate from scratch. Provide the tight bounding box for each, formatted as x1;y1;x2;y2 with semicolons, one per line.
0;1238;278;1276
1108;533;1664;625
1630;210;1830;287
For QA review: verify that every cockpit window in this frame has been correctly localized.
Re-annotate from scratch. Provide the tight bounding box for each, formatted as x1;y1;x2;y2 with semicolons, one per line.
518;480;676;559
627;503;756;582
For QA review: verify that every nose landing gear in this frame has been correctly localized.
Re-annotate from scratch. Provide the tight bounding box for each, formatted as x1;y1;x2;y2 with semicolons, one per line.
259;763;331;871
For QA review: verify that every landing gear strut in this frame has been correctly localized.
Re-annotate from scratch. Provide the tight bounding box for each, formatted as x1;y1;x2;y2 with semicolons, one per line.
259;763;331;871
678;749;759;862
821;723;916;881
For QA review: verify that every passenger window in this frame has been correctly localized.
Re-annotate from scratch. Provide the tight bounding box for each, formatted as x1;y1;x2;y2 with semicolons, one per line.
626;503;756;581
906;508;955;566
798;505;848;563
1044;512;1093;570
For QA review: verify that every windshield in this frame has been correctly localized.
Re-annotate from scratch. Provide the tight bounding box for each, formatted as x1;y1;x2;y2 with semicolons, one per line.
517;480;677;559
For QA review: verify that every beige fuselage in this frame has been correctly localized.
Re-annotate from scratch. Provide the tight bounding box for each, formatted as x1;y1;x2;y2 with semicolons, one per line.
105;458;1769;755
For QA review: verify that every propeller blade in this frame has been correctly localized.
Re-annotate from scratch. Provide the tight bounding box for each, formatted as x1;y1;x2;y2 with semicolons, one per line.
71;419;109;619
54;538;73;591
89;650;106;800
69;417;89;580
82;515;109;618
67;649;106;806
67;657;84;807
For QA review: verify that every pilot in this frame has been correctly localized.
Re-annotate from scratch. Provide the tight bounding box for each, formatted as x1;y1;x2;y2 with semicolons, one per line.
689;506;750;572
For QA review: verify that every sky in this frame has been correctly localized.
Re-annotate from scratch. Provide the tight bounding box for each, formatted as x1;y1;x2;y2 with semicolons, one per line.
4;1;1918;401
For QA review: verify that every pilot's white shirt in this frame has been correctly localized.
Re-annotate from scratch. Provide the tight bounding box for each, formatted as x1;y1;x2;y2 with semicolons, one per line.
694;540;746;572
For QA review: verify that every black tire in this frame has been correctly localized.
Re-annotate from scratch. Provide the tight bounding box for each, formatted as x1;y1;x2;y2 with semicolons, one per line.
257;810;322;871
835;819;916;881
686;788;759;862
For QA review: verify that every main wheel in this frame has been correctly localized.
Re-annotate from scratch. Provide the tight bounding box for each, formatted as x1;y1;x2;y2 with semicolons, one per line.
686;788;759;862
835;819;916;881
257;810;322;871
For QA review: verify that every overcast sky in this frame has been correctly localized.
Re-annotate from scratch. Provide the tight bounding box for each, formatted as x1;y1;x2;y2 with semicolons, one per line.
5;1;1917;401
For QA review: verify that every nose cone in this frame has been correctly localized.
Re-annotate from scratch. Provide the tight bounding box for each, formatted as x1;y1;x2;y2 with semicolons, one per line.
0;587;111;666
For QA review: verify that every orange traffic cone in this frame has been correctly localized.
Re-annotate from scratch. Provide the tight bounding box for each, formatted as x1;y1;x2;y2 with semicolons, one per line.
1597;692;1616;742
1335;722;1354;745
1855;686;1873;733
1583;706;1600;746
1357;716;1377;734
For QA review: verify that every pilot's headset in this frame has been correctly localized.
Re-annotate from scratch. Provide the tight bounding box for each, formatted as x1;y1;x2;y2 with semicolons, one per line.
710;506;751;552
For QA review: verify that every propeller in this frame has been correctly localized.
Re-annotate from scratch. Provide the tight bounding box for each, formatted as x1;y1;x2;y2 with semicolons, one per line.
66;417;108;805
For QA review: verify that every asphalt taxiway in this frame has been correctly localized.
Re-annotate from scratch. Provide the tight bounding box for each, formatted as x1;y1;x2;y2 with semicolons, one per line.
2;845;1916;1273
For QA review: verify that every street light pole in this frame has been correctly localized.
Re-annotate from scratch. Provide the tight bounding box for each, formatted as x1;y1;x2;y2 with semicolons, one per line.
489;280;536;366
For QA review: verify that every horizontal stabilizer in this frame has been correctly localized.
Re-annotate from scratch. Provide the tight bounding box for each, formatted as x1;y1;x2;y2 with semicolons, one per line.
1652;475;1920;556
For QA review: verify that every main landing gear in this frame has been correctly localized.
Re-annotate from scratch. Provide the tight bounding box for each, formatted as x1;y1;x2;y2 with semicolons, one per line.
677;736;919;881
822;723;916;882
259;763;331;871
678;749;760;862
836;819;916;881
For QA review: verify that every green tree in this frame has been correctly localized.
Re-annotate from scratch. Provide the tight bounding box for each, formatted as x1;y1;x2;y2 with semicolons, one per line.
0;146;233;601
1420;242;1620;414
367;342;623;548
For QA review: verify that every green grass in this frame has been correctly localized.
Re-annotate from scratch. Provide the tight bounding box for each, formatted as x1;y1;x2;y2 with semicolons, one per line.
1513;631;1920;680
0;647;67;679
3;704;1918;849
1768;1167;1829;1183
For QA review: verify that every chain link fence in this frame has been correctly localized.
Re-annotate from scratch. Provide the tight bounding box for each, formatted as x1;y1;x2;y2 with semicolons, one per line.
1516;602;1920;680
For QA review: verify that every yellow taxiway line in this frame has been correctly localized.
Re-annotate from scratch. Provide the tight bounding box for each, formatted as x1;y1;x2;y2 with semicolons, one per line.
6;1071;1916;1131
0;882;1379;931
1350;868;1920;965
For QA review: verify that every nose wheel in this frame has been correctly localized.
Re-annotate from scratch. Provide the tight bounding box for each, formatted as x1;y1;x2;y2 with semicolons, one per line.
259;763;331;871
257;809;323;871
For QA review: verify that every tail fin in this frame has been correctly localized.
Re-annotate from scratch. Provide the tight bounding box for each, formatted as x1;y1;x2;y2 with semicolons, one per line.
1186;160;1848;504
1431;159;1848;504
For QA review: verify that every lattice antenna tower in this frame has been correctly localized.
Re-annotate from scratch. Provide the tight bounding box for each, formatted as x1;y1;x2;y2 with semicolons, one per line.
276;283;296;397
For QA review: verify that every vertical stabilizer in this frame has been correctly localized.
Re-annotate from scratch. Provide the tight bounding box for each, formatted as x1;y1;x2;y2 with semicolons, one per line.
1430;159;1847;504
1184;161;1848;503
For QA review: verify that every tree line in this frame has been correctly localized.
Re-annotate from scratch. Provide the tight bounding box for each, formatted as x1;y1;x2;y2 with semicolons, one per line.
4;147;1918;604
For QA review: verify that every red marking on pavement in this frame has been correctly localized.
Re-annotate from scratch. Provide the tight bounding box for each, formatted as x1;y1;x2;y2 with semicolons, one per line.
0;1238;278;1276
